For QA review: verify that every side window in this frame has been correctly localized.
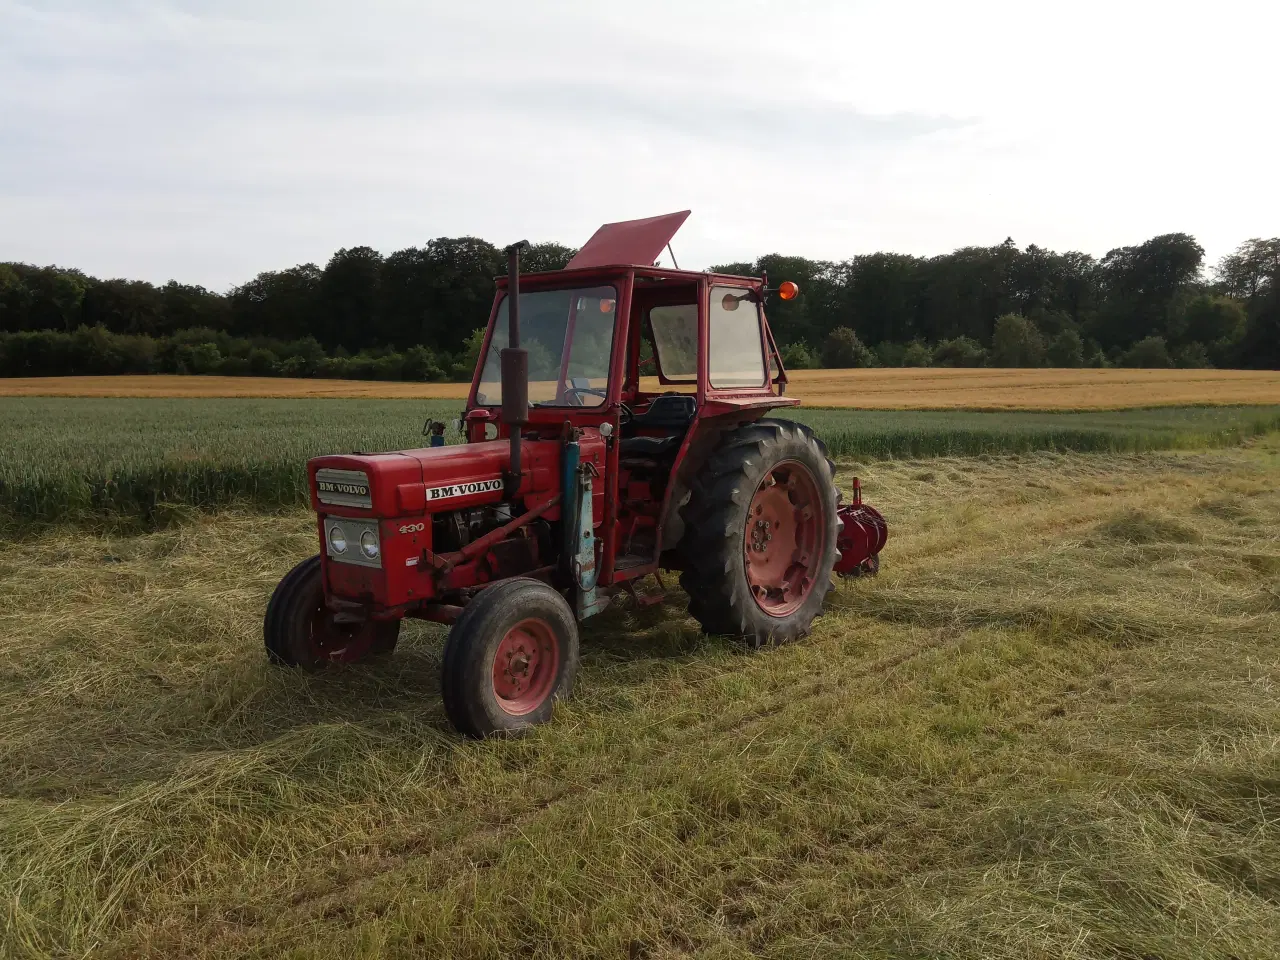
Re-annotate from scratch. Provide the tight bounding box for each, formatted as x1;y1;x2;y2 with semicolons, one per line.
709;286;765;388
648;304;698;382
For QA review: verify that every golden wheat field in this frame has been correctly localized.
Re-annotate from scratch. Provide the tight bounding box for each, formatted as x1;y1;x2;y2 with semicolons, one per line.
2;368;1280;409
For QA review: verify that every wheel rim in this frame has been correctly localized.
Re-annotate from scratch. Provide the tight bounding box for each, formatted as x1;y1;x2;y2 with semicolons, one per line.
492;618;560;715
744;459;826;617
308;608;380;664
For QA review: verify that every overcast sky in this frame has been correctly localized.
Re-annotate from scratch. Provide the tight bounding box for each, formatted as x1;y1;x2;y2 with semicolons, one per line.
2;0;1277;289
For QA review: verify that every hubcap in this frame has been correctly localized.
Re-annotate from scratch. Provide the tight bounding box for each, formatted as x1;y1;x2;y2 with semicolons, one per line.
492;618;560;715
744;460;826;617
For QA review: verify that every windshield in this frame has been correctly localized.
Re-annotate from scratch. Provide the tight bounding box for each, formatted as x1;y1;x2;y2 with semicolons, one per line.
476;286;617;408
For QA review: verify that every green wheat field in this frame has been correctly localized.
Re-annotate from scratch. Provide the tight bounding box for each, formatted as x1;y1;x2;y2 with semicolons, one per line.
3;397;1280;529
1;397;1278;958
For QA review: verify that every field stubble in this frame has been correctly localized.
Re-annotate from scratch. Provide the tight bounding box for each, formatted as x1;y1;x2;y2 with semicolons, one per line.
4;368;1280;410
1;439;1278;958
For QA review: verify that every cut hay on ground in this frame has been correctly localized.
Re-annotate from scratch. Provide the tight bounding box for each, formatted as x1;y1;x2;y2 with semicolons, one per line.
2;368;1280;409
3;439;1278;957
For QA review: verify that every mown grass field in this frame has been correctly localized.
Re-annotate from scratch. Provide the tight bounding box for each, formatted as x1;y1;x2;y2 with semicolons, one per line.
4;397;1280;529
4;368;1280;409
2;438;1278;958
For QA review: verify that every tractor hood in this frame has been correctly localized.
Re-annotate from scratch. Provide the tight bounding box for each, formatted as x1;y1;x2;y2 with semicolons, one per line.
308;439;576;518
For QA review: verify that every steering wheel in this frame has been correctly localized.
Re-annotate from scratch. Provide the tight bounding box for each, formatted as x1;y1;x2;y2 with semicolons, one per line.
563;385;607;406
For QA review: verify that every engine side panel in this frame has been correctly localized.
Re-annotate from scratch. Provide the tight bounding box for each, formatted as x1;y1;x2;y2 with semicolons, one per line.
309;435;606;610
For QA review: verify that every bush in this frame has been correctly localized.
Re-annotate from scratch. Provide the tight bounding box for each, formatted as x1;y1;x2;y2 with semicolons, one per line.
1173;342;1211;369
874;342;906;367
1046;329;1084;368
1121;336;1172;368
991;314;1046;367
932;336;988;367
1083;339;1109;368
780;341;819;370
822;327;876;368
247;347;279;376
901;340;932;367
402;345;448;381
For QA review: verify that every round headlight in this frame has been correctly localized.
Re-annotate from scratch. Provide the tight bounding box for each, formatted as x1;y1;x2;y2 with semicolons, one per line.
360;529;379;559
328;524;348;554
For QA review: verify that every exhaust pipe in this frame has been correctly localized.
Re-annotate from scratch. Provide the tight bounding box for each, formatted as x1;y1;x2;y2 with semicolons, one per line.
501;240;530;497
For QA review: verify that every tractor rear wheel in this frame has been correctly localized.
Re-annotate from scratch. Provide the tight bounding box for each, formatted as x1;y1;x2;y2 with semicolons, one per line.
264;555;399;668
440;578;580;738
679;419;840;647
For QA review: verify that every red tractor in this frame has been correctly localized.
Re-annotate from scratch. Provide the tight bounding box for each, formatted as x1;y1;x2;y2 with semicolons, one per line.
264;212;887;737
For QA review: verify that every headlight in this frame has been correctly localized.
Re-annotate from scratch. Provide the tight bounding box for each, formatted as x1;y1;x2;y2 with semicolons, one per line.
360;529;379;559
328;524;348;553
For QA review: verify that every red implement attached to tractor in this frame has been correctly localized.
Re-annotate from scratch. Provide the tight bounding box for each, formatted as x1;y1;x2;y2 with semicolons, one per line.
264;213;888;737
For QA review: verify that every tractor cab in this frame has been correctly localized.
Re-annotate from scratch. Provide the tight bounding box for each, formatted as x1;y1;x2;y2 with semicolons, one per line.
265;212;886;739
461;212;800;574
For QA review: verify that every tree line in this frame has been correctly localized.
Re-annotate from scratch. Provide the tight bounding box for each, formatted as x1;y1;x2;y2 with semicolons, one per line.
1;232;1277;380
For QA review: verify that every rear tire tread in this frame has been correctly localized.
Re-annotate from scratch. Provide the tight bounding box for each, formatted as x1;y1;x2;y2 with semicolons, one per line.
679;418;840;647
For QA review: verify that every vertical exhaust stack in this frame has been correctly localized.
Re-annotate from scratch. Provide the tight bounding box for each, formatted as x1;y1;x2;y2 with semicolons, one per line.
501;241;530;497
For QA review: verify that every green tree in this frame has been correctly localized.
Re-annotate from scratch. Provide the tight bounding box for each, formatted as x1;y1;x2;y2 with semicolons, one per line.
418;237;504;354
1121;336;1172;368
50;271;88;332
1179;294;1246;346
840;253;924;345
1173;342;1211;368
319;246;383;351
453;326;488;380
780;341;819;369
901;340;932;367
522;242;577;273
1215;238;1280;301
821;327;875;368
1046;329;1084;367
159;282;229;335
1096;233;1204;347
990;314;1046;367
247;347;279;376
932;336;987;367
230;265;321;342
82;278;164;335
0;264;32;332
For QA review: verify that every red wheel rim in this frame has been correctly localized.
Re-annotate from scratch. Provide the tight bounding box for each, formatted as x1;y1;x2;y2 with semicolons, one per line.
309;609;380;664
744;459;826;617
492;618;560;716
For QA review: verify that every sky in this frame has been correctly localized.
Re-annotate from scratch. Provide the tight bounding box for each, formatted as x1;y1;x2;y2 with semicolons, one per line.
1;0;1277;290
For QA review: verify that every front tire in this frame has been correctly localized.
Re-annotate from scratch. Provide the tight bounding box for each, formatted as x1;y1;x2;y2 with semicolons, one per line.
441;578;580;738
263;555;399;668
679;419;840;647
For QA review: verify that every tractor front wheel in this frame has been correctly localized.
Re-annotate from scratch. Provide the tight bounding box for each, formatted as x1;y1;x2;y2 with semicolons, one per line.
264;555;399;668
680;419;840;647
441;578;580;738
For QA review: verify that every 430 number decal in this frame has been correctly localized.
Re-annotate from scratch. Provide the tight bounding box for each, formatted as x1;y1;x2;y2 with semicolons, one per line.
398;522;426;534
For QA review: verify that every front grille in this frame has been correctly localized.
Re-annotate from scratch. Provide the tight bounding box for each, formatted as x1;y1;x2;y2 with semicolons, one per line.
315;468;372;509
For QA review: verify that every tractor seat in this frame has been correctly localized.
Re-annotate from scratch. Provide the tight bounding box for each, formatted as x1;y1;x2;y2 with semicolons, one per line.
619;434;683;458
619;395;696;459
626;394;696;432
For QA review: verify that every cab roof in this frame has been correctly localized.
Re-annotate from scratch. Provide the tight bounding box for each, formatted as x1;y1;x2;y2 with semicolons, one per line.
567;210;691;270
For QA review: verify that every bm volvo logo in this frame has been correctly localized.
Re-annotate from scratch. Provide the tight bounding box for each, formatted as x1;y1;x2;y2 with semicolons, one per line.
426;478;503;501
315;468;373;508
317;480;369;497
